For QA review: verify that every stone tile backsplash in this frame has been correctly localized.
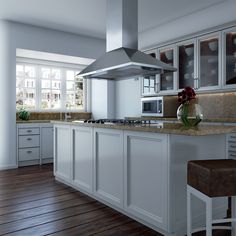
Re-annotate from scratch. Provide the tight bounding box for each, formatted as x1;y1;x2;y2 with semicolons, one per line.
167;92;236;119
16;112;92;121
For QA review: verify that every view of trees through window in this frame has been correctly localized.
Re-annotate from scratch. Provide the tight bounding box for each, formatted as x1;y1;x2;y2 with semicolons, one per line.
16;62;85;111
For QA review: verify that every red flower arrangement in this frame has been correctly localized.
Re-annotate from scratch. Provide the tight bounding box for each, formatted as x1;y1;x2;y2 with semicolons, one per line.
177;86;196;104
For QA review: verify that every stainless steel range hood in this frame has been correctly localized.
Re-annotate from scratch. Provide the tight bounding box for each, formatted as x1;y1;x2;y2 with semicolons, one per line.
78;0;176;80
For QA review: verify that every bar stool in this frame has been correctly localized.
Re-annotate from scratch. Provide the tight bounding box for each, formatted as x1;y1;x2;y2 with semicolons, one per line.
187;159;236;236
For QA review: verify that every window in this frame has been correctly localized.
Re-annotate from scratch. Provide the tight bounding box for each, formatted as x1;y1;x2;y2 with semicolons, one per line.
16;64;36;110
16;61;86;111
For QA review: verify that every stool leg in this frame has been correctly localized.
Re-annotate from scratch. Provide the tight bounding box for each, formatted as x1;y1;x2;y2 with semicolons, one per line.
206;196;212;236
232;196;236;236
187;186;192;236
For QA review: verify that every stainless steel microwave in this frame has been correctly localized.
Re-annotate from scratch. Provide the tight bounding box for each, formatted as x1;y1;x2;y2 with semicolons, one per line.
141;96;177;117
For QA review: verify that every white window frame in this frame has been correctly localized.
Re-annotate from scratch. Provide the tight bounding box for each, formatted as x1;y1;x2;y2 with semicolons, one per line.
16;57;89;112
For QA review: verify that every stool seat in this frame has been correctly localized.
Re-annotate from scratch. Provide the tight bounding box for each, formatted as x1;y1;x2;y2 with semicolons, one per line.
188;159;236;197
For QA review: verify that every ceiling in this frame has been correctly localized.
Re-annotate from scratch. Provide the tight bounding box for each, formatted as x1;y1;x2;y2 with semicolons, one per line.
0;0;228;39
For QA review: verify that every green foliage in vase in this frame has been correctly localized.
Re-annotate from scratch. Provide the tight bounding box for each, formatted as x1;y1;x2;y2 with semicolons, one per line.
18;108;30;121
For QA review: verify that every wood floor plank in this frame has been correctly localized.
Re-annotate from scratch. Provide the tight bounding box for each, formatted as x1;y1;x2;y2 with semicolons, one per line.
0;202;104;235
0;196;96;225
47;213;132;236
0;188;76;207
0;192;89;216
4;207;120;236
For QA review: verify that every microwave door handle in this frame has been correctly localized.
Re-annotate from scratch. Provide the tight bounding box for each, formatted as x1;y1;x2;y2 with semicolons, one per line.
155;77;160;93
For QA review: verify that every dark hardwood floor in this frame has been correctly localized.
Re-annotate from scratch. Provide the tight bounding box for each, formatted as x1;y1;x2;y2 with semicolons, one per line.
0;164;230;236
0;164;160;236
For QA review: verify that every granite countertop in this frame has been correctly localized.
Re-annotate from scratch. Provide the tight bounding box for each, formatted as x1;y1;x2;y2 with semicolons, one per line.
16;120;53;123
126;117;236;123
51;120;236;136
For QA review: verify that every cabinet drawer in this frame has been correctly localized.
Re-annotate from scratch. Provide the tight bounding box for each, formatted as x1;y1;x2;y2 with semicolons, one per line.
18;147;40;161
18;135;40;148
18;128;40;135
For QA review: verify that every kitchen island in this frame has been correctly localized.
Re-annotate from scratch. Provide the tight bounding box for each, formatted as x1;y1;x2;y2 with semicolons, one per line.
52;121;236;236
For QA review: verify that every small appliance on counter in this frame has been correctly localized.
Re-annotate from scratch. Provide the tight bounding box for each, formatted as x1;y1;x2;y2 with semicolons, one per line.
141;96;178;117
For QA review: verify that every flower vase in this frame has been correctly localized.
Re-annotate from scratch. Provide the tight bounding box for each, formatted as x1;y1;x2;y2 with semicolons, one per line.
177;100;203;128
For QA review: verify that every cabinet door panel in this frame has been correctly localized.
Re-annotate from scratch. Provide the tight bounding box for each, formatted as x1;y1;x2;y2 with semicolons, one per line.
223;28;236;87
94;129;123;208
158;47;175;92
197;33;221;90
54;126;71;181
178;41;195;89
72;127;93;194
124;132;168;230
41;127;53;159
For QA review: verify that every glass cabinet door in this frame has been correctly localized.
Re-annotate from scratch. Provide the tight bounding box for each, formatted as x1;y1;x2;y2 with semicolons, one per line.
143;75;157;94
178;41;195;89
198;34;220;89
158;47;175;91
142;50;158;95
223;28;236;86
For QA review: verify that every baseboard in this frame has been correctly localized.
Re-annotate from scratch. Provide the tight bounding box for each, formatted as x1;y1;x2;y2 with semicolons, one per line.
0;164;18;170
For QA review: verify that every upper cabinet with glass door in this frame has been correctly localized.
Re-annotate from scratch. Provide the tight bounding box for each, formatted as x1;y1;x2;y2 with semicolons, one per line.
196;33;221;90
222;27;236;88
157;45;176;93
142;50;159;96
177;39;196;90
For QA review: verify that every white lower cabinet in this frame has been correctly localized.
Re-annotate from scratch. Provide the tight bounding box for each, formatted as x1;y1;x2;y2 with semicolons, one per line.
93;128;124;208
124;131;168;231
71;126;93;194
54;124;71;182
17;123;53;167
41;124;54;163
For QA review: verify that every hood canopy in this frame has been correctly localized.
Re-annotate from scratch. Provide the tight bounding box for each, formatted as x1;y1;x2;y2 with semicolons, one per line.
78;0;176;80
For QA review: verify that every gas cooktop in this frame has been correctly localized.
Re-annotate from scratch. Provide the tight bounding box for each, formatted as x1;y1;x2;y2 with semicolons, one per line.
72;119;155;125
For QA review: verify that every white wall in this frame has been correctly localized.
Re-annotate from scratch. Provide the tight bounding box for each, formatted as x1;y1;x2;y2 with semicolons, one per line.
115;78;141;119
139;0;236;50
0;20;105;169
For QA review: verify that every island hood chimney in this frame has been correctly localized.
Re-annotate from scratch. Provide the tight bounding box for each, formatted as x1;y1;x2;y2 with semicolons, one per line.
78;0;176;80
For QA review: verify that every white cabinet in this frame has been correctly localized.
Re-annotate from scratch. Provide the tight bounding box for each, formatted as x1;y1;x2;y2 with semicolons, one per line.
16;123;53;167
17;124;40;167
124;131;169;231
41;124;54;163
71;126;93;194
141;49;159;96
54;124;71;182
222;26;236;89
94;128;124;208
227;133;236;159
157;44;177;93
196;32;221;90
177;39;197;90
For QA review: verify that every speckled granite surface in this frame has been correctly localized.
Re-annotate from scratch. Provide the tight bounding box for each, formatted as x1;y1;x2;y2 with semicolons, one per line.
51;121;236;136
127;116;236;123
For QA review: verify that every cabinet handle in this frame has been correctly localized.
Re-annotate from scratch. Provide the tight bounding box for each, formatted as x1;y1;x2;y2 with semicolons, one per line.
229;150;236;153
27;130;32;133
194;77;199;90
230;136;236;139
229;140;236;144
230;154;236;158
27;151;32;154
230;145;236;148
27;138;32;141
